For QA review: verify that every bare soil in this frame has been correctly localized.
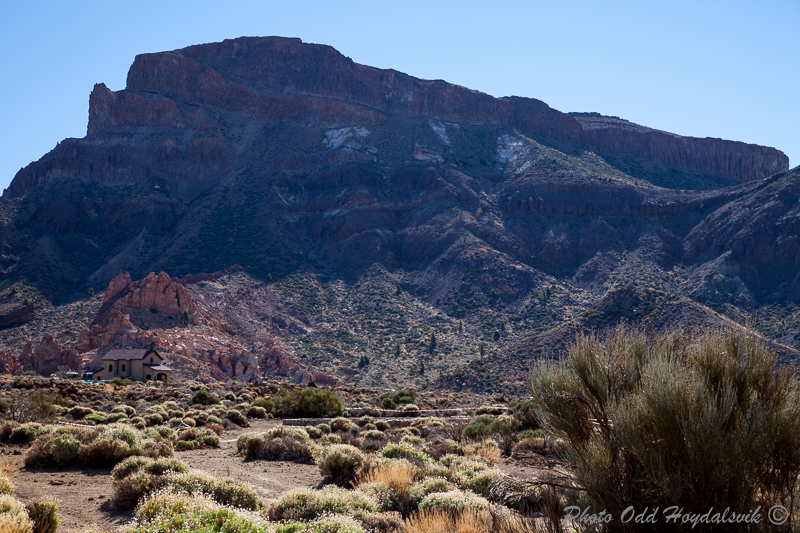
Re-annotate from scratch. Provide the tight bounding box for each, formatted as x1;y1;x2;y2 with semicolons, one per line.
2;419;323;532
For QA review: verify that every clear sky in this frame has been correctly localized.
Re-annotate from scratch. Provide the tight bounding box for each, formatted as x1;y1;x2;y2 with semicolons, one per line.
1;0;797;191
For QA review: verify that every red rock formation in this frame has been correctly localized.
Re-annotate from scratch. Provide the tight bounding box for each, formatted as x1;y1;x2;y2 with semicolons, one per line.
17;335;84;376
0;351;22;375
98;271;196;320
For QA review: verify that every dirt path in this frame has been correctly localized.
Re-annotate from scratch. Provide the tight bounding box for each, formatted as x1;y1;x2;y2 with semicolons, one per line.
2;419;324;532
178;419;323;502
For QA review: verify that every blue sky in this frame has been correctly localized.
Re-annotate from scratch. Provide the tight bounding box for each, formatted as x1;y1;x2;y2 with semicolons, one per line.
1;1;797;191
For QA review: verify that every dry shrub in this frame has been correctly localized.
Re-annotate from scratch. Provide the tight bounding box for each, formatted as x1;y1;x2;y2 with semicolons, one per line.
463;439;500;465
317;444;365;485
511;438;546;458
359;511;404;533
25;501;58;533
531;326;800;532
487;475;541;514
494;514;553;533
0;459;14;496
357;460;419;497
425;437;460;460
206;422;224;436
256;437;312;462
0;494;33;533
403;508;492;533
267;485;376;521
440;418;470;443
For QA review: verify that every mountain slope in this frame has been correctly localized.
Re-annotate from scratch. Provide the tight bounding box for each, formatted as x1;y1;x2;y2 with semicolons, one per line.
0;36;795;390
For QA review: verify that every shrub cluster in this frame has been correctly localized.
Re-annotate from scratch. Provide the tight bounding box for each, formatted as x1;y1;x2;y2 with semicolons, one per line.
24;424;173;468
275;388;344;418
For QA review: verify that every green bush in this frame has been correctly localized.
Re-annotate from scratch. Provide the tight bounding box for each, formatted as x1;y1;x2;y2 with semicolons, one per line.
112;405;136;417
110;457;191;511
26;424;172;468
530;327;800;530
26;501;59;533
246;406;267;418
316;423;331;434
408;477;455;508
41;434;80;464
0;421;18;442
418;489;492;514
251;398;274;411
380;443;429;463
268;486;376;521
277;388;344;418
305;426;323;439
317;444;365;485
163;472;264;511
238;427;311;462
9;423;43;444
190;390;220;406
132;498;266;533
361;430;386;441
322;434;342;445
225;410;248;427
175;427;220;448
511;399;540;430
84;413;106;425
68;406;94;420
330;417;357;433
377;389;417;410
461;415;494;441
0;474;13;496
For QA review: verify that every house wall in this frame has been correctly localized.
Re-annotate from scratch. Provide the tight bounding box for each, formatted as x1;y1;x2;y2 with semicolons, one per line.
91;352;168;382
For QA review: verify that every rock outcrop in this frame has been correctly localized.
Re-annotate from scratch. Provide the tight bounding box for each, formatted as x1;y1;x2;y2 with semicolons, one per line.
17;335;83;376
0;303;35;328
0;351;22;375
99;271;197;320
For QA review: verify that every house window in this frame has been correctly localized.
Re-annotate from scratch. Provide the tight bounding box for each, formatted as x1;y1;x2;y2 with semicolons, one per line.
146;375;151;380
121;363;126;372
108;364;113;372
150;357;153;363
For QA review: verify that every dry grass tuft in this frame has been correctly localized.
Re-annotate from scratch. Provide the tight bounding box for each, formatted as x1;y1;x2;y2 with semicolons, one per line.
0;458;14;481
357;460;419;496
403;508;492;533
463;439;500;465
494;513;554;533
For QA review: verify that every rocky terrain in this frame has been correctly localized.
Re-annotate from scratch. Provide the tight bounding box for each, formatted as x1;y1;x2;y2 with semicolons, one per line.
0;36;796;390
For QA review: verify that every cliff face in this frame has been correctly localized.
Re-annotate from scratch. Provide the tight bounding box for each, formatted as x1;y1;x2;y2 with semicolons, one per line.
7;37;785;199
579;121;788;185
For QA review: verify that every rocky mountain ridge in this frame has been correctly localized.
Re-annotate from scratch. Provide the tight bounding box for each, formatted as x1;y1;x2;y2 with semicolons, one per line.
0;36;796;389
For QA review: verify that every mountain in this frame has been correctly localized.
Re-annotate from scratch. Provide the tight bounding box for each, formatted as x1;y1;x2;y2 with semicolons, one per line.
0;36;795;389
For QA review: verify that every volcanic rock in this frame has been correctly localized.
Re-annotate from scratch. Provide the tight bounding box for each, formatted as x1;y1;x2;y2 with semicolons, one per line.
18;335;83;376
0;303;35;328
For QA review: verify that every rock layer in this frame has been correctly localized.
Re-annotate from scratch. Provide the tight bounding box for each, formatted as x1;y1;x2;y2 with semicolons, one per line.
6;37;787;199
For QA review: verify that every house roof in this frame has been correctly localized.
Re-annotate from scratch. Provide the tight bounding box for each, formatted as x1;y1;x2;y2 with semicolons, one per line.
102;349;161;361
145;365;172;372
